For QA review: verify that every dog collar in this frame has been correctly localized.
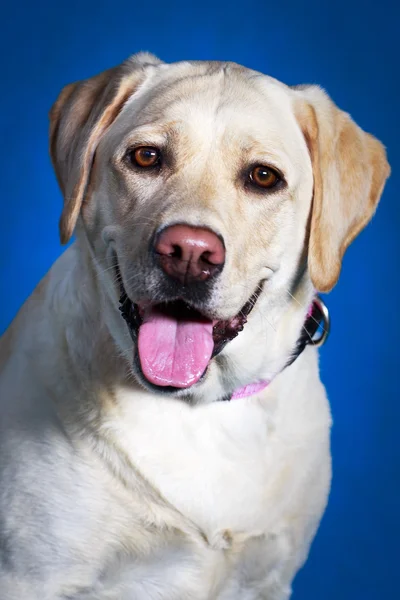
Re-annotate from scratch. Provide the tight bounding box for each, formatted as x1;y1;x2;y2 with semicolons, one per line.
226;296;330;401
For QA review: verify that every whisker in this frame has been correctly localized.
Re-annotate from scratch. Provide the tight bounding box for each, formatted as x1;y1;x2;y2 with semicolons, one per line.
286;289;328;335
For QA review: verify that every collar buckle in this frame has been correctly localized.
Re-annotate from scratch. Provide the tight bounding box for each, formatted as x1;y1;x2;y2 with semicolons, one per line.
308;295;330;347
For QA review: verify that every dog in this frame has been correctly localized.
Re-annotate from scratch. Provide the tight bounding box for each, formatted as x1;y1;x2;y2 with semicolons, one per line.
0;52;390;599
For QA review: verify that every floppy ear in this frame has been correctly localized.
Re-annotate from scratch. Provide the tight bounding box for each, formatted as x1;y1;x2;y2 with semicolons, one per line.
49;52;162;244
294;85;390;293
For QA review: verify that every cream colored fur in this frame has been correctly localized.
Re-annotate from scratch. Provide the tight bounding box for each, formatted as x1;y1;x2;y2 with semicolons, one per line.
0;53;389;599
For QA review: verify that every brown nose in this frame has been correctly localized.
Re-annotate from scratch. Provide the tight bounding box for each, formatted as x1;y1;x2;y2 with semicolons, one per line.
154;224;225;284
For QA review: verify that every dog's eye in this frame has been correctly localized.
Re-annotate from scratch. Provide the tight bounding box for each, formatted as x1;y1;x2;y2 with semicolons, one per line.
128;146;161;168
249;166;280;189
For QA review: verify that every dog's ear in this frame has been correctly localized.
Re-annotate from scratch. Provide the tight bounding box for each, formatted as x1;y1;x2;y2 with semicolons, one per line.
293;85;390;293
49;52;162;244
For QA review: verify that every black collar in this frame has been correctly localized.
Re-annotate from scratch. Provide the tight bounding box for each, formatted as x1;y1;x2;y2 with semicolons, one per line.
285;295;330;368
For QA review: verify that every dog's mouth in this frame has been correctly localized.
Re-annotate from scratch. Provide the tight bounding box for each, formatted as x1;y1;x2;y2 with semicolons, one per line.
119;284;263;391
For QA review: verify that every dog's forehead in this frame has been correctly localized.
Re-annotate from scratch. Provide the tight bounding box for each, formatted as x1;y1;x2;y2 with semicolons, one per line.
104;61;306;170
124;63;294;132
143;61;277;110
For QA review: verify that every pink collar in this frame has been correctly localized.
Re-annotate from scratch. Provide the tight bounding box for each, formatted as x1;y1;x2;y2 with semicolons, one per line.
231;380;270;400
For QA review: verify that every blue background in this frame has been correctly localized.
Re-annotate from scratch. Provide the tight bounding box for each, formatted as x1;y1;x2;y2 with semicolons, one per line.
0;1;399;597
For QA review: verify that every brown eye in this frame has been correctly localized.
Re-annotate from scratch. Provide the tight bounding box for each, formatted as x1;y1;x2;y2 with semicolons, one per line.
249;165;280;189
129;146;161;168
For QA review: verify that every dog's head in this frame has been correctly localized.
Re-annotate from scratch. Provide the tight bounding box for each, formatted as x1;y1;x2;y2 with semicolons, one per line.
49;53;390;402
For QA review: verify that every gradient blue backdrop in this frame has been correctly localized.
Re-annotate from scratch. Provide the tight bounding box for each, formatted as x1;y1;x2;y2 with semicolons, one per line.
0;1;399;597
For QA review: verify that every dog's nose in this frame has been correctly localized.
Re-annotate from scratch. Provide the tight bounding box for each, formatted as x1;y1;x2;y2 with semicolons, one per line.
154;224;225;283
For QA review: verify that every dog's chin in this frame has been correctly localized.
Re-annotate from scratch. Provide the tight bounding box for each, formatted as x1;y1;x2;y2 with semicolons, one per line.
118;284;264;396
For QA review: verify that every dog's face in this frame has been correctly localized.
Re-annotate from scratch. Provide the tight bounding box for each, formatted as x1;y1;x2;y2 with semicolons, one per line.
49;53;390;402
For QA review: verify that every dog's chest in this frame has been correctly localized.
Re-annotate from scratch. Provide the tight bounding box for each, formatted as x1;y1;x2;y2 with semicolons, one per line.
77;527;293;600
104;394;299;541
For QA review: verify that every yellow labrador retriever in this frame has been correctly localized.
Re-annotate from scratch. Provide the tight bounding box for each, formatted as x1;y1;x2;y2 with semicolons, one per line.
0;53;390;599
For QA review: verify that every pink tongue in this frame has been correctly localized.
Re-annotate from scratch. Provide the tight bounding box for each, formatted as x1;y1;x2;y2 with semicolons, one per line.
138;308;214;388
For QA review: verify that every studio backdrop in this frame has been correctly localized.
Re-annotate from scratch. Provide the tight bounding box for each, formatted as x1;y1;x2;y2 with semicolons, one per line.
0;1;398;598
